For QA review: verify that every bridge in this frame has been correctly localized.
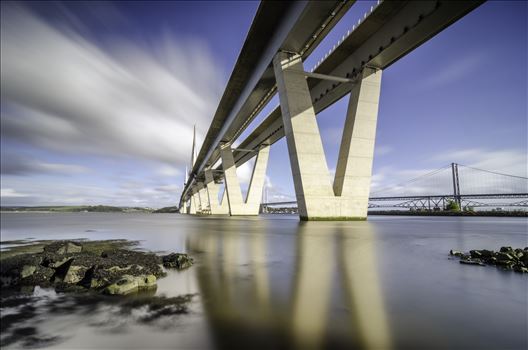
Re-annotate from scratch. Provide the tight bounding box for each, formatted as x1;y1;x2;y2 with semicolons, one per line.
261;163;528;212
179;0;490;220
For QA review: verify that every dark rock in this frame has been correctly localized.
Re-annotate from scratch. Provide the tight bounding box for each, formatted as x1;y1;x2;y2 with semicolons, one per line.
450;246;528;272
495;252;515;262
469;250;482;258
162;253;194;269
0;240;191;295
0;255;42;287
513;265;528;273
479;249;494;258
19;266;54;288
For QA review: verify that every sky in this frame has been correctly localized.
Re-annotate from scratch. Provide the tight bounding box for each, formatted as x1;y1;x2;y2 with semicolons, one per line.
1;1;526;208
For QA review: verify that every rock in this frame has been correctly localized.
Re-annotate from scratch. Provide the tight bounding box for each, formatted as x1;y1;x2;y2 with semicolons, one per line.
162;253;193;269
499;246;514;254
104;274;157;295
0;239;189;295
495;252;515;262
100;249;165;277
62;265;88;284
449;250;464;257
460;259;485;266
20;265;37;278
469;250;482;258
42;256;72;269
20;266;54;287
513;265;528;273
520;254;528;267
55;282;89;293
43;241;82;255
479;249;494;258
0;255;42;287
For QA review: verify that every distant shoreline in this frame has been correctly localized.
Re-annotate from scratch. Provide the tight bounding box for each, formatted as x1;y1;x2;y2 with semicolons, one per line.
0;205;179;214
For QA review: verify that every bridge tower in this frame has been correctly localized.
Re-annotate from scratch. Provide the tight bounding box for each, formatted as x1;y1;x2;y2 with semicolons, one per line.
273;51;382;220
451;162;461;208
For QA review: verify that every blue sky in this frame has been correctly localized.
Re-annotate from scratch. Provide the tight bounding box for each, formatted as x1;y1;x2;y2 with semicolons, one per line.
1;1;526;207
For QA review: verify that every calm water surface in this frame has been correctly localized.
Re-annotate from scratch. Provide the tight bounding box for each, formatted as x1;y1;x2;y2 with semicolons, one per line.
1;213;527;349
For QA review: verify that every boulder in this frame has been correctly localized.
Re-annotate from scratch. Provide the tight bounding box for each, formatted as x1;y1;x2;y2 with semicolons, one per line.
20;265;37;278
162;253;193;269
0;255;42;287
479;249;494;258
104;274;157;295
43;241;82;255
495;252;515;262
469;250;482;258
100;249;165;277
449;250;464;257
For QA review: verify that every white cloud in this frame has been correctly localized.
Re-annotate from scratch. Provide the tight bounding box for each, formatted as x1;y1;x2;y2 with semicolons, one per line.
157;165;182;177
1;188;29;198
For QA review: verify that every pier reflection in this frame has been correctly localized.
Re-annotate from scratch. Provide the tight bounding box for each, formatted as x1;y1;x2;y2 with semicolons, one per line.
187;220;392;350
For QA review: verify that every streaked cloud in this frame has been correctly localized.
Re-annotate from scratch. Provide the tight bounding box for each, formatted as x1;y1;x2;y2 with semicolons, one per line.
1;3;223;166
420;52;487;90
0;3;225;207
1;153;89;176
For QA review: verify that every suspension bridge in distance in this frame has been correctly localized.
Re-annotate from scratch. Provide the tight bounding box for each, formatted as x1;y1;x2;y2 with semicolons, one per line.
261;163;528;212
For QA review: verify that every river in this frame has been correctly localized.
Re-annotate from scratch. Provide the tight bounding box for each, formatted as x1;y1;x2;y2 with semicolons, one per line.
1;213;527;349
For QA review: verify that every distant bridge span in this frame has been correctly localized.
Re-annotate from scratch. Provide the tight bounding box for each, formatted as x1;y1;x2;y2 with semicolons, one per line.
261;194;528;211
180;0;486;220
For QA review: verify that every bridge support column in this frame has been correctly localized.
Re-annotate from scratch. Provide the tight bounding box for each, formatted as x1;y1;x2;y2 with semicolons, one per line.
273;51;382;220
333;66;382;219
197;182;209;214
205;169;229;215
220;144;270;216
189;190;198;214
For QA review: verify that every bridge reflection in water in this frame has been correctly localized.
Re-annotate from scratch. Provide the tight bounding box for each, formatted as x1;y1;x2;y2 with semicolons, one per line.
187;220;391;350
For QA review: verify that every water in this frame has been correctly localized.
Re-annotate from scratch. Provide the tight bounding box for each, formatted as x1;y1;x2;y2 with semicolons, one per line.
1;213;527;349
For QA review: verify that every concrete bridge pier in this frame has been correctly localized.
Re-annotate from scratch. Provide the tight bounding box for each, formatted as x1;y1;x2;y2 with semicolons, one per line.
204;169;230;215
273;51;382;220
189;190;198;214
197;182;209;214
219;144;270;216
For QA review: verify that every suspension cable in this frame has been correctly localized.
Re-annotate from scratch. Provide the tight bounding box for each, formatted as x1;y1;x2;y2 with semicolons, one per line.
457;164;528;180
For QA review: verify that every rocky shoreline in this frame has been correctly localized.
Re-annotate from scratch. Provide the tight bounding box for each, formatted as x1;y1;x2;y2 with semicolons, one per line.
0;240;194;295
450;246;528;273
